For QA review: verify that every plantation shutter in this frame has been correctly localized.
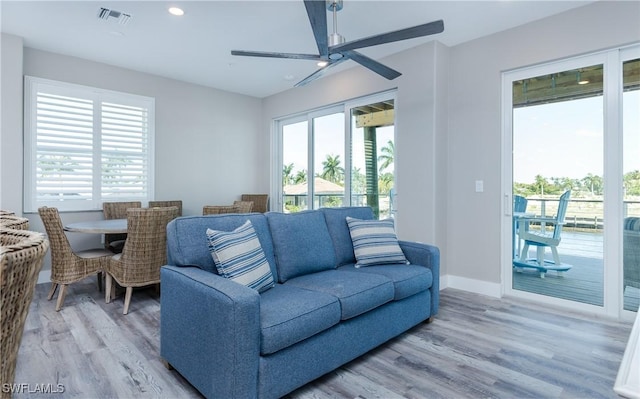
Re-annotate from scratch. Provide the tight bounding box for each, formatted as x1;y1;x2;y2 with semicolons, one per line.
35;92;95;205
24;77;154;212
101;102;150;200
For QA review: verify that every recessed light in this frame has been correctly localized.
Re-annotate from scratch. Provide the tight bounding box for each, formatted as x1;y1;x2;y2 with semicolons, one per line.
168;7;184;16
317;61;329;67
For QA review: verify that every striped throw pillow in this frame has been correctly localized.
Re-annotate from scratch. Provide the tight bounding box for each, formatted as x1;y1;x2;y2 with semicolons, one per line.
346;217;409;268
206;220;274;293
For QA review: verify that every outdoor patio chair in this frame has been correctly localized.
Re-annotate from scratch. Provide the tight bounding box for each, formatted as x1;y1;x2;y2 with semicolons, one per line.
623;217;640;290
516;190;572;277
513;195;529;257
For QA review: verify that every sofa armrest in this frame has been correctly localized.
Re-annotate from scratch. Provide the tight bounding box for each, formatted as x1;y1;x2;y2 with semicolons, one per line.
398;240;440;316
160;265;260;399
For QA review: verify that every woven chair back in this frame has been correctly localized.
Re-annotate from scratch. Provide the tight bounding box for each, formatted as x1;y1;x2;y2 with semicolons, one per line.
102;201;142;250
0;215;29;230
149;200;182;216
0;228;49;392
233;200;254;213
112;206;179;285
203;205;240;215
240;194;268;213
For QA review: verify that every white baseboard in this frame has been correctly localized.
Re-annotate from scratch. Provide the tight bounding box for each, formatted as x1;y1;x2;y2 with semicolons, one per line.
440;274;502;298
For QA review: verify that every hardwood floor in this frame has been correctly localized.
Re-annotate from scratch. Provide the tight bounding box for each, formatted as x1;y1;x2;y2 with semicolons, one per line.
12;278;632;398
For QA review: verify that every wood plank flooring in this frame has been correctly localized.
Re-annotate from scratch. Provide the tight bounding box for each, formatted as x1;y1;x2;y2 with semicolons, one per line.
12;278;633;398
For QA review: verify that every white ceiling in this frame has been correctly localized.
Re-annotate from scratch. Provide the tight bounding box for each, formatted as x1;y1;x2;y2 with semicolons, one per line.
1;0;595;98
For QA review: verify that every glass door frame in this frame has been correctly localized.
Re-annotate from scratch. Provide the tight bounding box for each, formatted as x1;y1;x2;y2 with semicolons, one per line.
501;45;639;321
271;90;397;214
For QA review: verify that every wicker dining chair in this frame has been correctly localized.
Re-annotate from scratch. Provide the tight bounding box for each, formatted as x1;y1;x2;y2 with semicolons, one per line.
0;215;29;230
0;209;15;216
241;194;268;213
202;205;240;215
0;228;49;396
149;200;183;216
102;201;141;253
233;200;254;213
105;206;179;314
38;207;113;311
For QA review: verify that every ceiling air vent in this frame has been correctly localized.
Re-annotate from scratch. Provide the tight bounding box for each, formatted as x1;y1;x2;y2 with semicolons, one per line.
97;7;131;25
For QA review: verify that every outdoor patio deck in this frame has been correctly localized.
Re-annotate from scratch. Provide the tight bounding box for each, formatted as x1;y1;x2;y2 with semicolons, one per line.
513;230;640;311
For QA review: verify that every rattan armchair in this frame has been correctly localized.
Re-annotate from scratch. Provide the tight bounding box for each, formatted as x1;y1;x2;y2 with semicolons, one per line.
38;207;113;311
103;201;141;253
241;194;268;213
149;200;182;216
0;215;29;230
202;205;240;215
105;206;179;314
233;200;254;213
0;228;49;395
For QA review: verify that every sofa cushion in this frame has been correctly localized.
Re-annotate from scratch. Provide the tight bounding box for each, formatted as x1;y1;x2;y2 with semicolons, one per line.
285;270;394;320
338;263;432;300
260;284;341;355
206;220;275;293
266;211;337;282
346;217;409;267
167;214;278;280
320;207;375;266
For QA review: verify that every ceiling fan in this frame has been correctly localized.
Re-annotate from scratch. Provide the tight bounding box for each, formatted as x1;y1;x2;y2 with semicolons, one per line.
231;0;444;87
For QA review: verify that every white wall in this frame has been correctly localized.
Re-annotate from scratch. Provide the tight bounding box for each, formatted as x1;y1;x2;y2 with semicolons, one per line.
0;34;24;215
1;39;262;273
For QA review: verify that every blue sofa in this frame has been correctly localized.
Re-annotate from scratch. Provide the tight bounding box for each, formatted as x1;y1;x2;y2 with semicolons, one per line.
160;207;440;399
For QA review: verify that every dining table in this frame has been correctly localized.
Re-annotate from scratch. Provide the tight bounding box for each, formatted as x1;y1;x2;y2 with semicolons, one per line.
63;218;127;234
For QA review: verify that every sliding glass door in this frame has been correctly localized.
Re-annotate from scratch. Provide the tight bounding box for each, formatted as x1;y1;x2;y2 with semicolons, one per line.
503;45;640;317
277;92;396;218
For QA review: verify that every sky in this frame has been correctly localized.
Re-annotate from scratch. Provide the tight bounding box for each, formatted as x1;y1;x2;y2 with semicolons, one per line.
282;112;394;182
513;90;639;184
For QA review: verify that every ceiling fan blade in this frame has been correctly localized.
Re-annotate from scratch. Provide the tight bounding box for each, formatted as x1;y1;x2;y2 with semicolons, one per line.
342;50;401;80
331;19;444;53
231;50;323;61
304;0;329;58
295;57;348;87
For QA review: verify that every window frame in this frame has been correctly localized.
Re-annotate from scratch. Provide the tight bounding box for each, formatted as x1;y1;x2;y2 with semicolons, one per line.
23;76;155;213
272;90;397;214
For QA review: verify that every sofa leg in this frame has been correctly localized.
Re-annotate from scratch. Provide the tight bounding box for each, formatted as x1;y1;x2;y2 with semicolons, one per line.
161;359;174;370
425;316;434;324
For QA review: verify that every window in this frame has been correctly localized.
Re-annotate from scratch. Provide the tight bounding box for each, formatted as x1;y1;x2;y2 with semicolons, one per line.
276;91;396;218
24;76;154;212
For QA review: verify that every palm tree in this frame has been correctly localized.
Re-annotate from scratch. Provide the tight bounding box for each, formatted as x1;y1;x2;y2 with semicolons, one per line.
294;169;307;184
282;163;294;185
582;173;603;195
321;154;344;183
377;140;394;174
